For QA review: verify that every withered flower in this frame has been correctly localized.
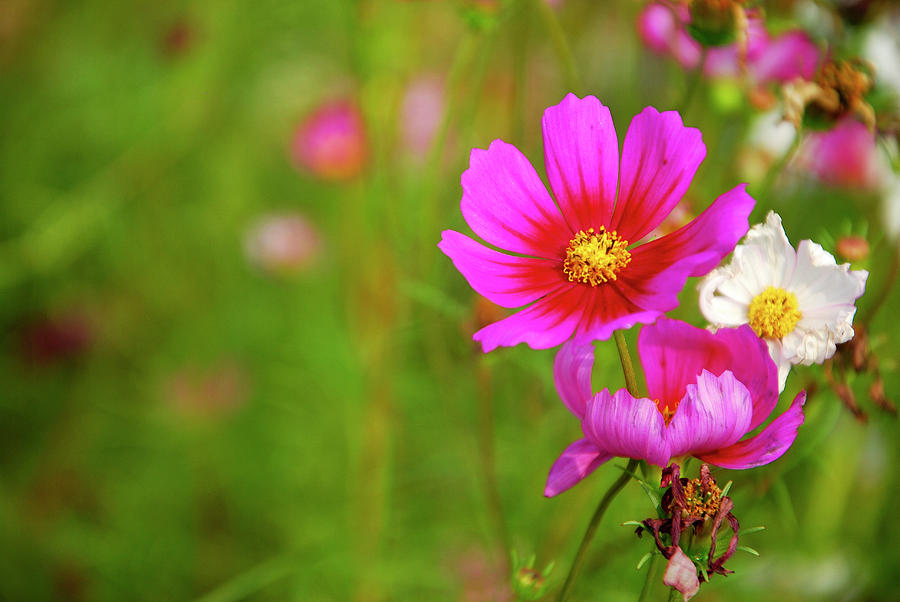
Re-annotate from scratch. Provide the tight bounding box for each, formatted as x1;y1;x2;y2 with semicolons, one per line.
637;464;740;599
783;58;876;130
826;323;897;420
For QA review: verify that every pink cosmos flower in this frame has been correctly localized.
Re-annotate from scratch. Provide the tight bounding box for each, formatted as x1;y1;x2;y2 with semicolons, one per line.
638;3;820;86
438;94;754;352
795;118;886;189
544;318;806;497
291;100;367;180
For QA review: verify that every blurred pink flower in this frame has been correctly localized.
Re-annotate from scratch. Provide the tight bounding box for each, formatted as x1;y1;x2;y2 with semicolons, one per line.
795;119;885;189
400;74;445;159
291;100;366;180
245;213;321;274
544;318;806;497
439;94;753;352
638;3;820;86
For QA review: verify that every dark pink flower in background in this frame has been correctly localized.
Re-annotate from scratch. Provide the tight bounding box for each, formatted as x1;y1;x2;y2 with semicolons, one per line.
638;2;820;87
795;118;886;189
245;213;321;274
291;100;367;180
439;94;753;352
18;313;92;366
544;318;806;497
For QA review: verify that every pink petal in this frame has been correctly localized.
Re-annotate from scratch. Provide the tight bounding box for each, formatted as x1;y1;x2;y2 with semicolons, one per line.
553;340;595;419
611;107;706;243
703;14;768;79
663;547;700;601
461;140;571;259
438;230;564;308
618;184;754;313
541;94;619;232
700;391;806;469
667;370;754;459
750;31;820;84
583;389;670;467
639;320;780;433
544;438;612;497
572;282;663;343
637;3;701;69
706;326;779;431
639;318;724;411
473;284;583;352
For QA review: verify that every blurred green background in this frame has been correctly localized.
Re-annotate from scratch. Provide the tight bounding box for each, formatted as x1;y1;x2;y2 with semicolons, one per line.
1;0;898;600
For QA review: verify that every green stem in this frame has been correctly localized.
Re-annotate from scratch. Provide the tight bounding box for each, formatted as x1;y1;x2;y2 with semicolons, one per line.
555;458;640;602
637;553;660;602
755;131;802;206
677;46;707;116
613;330;641;397
533;0;582;94
476;358;512;569
861;245;900;325
555;330;643;601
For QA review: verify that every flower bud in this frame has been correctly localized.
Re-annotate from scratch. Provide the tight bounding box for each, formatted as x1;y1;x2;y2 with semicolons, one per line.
686;0;744;47
836;235;870;262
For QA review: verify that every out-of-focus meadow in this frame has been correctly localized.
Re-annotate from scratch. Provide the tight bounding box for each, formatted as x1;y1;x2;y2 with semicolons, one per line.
1;0;899;600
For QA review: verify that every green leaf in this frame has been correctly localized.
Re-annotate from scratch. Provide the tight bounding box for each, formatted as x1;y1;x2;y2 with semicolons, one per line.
636;552;653;571
737;546;760;557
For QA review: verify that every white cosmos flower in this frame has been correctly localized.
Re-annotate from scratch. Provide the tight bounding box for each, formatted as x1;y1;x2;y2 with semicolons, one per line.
699;212;868;391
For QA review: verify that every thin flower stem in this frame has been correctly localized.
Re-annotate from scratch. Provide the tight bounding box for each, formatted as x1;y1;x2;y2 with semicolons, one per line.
476;357;512;571
555;458;640;602
677;47;707;116
861;245;900;325
756;132;803;206
533;0;583;94
637;553;660;602
613;330;641;397
667;584;681;602
555;330;643;601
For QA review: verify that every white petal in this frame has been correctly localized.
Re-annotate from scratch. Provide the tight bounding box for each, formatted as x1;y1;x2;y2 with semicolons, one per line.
698;267;751;326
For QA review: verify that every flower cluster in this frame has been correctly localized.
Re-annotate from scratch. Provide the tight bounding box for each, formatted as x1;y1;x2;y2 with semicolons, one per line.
441;83;867;596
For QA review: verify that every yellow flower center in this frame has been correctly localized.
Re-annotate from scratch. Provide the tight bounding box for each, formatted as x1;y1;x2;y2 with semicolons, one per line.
563;227;631;286
747;286;802;339
682;477;723;520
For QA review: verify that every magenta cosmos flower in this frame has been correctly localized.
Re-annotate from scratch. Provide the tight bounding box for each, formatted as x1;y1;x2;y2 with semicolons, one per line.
291;99;367;180
638;3;820;86
545;318;806;497
438;94;754;352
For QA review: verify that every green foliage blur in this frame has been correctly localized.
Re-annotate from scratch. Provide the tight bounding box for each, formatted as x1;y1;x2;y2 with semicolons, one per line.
1;0;898;600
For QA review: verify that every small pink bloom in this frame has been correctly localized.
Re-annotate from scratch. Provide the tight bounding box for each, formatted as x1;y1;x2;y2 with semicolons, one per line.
245;213;321;274
291;100;366;180
400;74;445;159
544;318;806;497
439;94;753;352
637;2;820;86
795;119;885;189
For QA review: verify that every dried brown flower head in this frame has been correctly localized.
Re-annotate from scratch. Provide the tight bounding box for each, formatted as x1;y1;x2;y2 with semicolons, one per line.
783;59;876;130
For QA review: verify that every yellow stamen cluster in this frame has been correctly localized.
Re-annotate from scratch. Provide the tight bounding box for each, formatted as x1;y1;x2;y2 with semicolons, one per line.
563;227;631;286
682;477;723;520
747;286;802;339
